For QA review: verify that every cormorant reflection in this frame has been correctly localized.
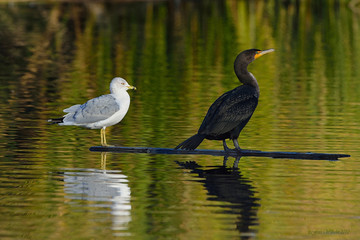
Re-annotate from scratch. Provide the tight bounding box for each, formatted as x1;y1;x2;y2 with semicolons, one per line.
176;156;259;239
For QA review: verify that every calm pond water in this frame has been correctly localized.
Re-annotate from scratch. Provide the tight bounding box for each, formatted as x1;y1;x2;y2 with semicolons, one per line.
1;0;360;239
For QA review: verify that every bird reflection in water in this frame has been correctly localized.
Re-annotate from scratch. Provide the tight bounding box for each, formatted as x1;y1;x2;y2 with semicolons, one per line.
62;154;131;234
176;156;259;239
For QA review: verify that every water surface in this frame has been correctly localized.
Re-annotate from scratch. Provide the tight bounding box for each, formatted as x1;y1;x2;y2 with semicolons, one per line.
0;1;360;239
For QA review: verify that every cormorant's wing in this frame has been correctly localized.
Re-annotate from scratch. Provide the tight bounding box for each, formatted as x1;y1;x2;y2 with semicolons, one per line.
198;85;258;136
69;94;120;124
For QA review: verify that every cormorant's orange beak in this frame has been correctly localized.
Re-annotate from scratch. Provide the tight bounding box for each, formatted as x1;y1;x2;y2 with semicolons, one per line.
254;48;275;59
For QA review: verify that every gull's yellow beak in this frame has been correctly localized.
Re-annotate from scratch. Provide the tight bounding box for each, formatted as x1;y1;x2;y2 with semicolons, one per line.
128;85;137;90
254;48;275;59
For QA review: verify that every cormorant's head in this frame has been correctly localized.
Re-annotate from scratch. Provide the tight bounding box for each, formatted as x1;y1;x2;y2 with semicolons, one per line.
234;48;275;85
237;48;275;65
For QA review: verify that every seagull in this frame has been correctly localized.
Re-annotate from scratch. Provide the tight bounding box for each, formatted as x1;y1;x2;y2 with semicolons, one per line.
48;77;136;146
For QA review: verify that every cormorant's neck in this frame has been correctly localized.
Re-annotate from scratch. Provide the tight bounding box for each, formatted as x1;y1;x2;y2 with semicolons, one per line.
234;58;259;94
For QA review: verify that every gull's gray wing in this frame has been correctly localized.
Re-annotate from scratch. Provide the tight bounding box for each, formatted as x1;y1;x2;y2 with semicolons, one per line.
71;94;120;124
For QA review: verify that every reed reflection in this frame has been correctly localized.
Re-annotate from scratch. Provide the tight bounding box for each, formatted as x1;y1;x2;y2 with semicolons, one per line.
176;157;259;239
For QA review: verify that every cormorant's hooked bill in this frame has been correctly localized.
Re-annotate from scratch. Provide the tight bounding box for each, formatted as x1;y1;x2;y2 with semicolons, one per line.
175;48;274;152
254;48;275;59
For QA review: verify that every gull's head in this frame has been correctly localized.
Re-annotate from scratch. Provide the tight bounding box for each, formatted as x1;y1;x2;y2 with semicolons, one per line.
110;77;136;93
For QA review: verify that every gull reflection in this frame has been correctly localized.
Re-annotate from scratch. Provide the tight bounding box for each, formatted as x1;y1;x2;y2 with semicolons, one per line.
63;153;131;233
176;156;259;239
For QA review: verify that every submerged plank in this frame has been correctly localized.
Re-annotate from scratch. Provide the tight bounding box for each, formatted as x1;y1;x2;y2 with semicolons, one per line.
89;146;350;160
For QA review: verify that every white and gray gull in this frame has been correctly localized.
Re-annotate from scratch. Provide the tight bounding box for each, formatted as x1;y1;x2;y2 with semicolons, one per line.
48;77;136;146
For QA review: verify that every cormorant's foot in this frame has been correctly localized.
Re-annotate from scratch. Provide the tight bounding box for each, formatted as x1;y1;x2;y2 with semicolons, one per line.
232;139;242;154
223;146;230;152
222;140;231;152
234;147;242;153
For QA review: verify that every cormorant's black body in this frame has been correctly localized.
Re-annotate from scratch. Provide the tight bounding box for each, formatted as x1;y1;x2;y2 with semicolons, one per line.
199;85;258;140
175;48;274;151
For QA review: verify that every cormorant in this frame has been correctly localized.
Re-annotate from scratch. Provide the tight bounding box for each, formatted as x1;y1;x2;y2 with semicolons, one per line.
175;48;274;151
48;77;136;146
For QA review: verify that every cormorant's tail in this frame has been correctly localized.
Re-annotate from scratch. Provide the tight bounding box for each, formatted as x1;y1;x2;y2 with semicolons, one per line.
175;134;205;150
48;117;64;124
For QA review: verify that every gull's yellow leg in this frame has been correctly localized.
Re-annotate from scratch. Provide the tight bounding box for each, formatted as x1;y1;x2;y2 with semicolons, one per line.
100;128;108;146
100;127;112;146
100;128;104;146
103;127;108;146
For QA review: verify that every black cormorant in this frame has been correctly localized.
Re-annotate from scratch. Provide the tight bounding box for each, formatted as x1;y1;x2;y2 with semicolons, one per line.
175;48;274;151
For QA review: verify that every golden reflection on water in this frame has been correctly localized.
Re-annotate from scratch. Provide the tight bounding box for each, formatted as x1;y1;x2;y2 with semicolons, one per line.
0;1;359;239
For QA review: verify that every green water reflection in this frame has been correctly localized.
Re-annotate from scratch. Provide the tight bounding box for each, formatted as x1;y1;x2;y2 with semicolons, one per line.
0;0;360;239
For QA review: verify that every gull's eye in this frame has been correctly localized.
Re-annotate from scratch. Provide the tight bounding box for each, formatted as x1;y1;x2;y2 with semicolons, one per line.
121;82;125;85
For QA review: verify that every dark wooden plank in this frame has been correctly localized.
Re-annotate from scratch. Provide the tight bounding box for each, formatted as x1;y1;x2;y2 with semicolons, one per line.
89;146;350;160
